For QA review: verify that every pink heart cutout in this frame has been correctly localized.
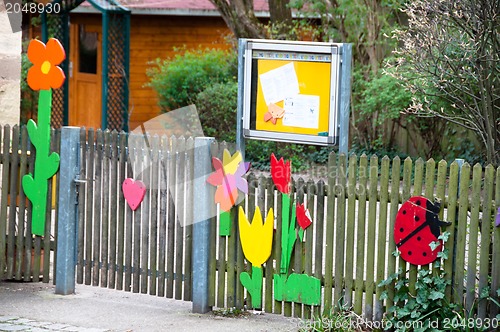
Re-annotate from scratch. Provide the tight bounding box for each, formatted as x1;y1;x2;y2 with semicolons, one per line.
122;178;146;211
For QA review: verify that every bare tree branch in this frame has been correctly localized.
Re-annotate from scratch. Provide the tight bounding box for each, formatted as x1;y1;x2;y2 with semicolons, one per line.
391;0;500;164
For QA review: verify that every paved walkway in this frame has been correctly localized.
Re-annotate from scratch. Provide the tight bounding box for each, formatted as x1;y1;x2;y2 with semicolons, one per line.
0;316;108;332
0;282;298;332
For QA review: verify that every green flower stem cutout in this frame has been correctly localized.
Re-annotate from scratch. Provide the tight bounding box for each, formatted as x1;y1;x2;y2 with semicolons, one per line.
240;266;263;309
238;206;274;309
22;90;60;236
274;194;321;306
220;210;231;236
280;194;296;274
270;153;320;306
273;273;321;306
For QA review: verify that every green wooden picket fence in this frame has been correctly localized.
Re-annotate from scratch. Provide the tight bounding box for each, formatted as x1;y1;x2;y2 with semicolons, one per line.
209;143;500;321
1;124;499;323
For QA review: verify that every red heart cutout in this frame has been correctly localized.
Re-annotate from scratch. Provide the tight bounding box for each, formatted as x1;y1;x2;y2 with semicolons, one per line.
122;178;146;211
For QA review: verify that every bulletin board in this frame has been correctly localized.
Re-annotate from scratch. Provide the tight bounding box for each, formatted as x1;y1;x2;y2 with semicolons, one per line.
242;40;344;146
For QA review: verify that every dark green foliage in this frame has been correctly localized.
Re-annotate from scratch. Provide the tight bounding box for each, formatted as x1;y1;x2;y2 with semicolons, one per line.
195;82;238;142
379;267;457;331
350;143;409;161
147;48;237;111
245;140;277;171
442;126;485;166
358;68;412;119
308;147;335;164
20;51;38;124
378;232;463;332
246;141;320;172
351;65;413;151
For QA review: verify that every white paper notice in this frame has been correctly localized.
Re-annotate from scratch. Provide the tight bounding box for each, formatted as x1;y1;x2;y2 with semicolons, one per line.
259;62;300;105
283;95;320;129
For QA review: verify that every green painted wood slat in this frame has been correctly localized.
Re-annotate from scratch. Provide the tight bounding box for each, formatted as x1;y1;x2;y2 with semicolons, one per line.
374;156;390;321
354;155;367;315
323;152;336;314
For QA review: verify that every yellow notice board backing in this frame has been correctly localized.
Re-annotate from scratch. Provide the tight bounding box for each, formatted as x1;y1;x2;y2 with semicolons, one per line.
254;60;331;136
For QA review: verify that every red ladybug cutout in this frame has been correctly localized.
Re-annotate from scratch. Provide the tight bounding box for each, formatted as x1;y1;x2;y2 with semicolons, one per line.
394;196;450;265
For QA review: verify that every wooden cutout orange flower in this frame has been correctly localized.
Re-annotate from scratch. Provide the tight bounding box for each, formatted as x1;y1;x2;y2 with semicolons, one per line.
27;38;66;91
207;150;250;212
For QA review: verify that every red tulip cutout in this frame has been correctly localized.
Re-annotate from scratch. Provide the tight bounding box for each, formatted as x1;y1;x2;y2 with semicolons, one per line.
296;203;312;242
270;153;291;194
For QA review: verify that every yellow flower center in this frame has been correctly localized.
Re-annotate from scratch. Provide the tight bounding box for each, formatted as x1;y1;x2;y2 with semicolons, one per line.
41;61;51;74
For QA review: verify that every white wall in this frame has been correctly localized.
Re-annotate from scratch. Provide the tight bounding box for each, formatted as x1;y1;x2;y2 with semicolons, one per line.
0;3;21;126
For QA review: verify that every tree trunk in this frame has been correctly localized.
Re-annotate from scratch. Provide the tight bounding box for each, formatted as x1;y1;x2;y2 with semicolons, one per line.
268;0;293;39
210;0;266;38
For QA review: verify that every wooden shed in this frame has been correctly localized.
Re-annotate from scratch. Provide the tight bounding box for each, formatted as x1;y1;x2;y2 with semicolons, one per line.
33;0;269;132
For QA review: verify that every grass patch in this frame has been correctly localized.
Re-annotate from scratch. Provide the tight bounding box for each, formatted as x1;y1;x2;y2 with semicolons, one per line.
212;307;250;318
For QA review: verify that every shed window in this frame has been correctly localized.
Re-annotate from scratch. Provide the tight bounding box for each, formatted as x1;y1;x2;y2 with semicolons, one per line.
78;25;98;74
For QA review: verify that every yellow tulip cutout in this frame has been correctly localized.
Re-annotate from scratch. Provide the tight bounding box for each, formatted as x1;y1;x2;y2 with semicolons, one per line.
238;206;274;309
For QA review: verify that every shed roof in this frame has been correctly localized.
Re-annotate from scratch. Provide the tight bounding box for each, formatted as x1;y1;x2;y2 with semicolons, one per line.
121;0;268;11
74;0;270;16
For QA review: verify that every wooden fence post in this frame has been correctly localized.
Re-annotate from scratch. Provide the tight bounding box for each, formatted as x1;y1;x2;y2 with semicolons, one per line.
192;137;214;314
55;127;80;295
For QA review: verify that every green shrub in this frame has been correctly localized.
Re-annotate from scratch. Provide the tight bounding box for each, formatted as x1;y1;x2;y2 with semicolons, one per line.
247;142;322;172
245;140;278;171
20;44;41;124
147;48;237;111
195;82;238;142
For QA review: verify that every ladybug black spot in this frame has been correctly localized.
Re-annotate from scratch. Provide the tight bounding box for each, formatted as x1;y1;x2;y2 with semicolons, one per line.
415;216;420;222
417;236;421;241
422;252;427;257
416;200;421;206
408;251;412;256
400;228;404;232
402;210;407;215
